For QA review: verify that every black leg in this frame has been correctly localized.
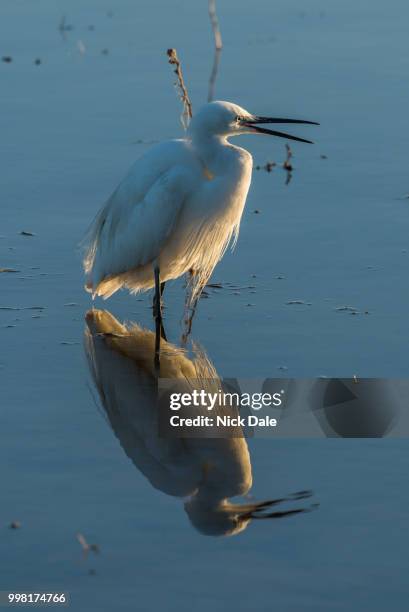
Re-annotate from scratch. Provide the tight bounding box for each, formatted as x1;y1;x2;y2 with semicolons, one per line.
153;266;162;374
159;281;167;340
153;277;167;341
153;281;166;308
159;320;167;342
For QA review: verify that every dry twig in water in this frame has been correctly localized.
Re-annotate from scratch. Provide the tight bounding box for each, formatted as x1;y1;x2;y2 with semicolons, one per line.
76;532;100;555
208;0;222;50
283;144;293;171
167;48;193;130
208;0;223;102
283;144;293;185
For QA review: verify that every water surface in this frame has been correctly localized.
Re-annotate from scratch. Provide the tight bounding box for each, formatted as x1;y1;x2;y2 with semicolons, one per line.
1;1;408;610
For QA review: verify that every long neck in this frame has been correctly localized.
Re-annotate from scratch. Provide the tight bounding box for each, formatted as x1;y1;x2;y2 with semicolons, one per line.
188;132;231;176
194;446;252;505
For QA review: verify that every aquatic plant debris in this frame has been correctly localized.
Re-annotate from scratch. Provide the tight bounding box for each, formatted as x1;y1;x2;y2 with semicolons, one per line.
335;306;370;315
255;161;276;172
76;533;100;555
286;300;312;305
335;306;358;312
283;144;293;171
166;48;193;130
58;16;74;34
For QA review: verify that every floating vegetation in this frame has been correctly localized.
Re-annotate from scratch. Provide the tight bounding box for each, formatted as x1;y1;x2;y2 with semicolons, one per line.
335;305;358;312
0;305;45;312
255;144;293;184
335;306;370;315
286;300;312;306
255;161;276;172
9;521;21;529
283;144;293;172
76;533;100;555
58;15;74;37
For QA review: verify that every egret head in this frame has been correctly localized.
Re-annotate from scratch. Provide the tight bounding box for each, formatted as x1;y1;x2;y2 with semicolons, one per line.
184;493;315;537
188;100;318;143
184;498;252;537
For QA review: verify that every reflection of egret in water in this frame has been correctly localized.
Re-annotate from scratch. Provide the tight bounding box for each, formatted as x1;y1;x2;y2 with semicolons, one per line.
84;309;315;537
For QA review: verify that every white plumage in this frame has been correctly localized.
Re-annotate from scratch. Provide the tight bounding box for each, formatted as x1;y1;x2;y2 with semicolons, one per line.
83;100;317;303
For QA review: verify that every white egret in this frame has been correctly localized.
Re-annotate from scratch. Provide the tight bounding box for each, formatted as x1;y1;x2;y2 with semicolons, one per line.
83;100;318;332
84;309;315;536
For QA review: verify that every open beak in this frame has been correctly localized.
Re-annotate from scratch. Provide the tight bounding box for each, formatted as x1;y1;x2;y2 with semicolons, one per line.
240;116;319;144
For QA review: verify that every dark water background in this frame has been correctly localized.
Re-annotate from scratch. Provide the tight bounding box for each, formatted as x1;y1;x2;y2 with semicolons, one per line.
1;1;408;610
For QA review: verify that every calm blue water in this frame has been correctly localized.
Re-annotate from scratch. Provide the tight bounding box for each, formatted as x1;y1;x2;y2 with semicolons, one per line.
1;1;408;610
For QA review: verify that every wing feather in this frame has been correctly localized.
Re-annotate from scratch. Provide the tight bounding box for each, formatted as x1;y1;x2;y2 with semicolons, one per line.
84;161;191;295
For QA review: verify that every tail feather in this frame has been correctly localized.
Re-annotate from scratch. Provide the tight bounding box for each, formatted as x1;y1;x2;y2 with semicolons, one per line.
92;275;125;299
